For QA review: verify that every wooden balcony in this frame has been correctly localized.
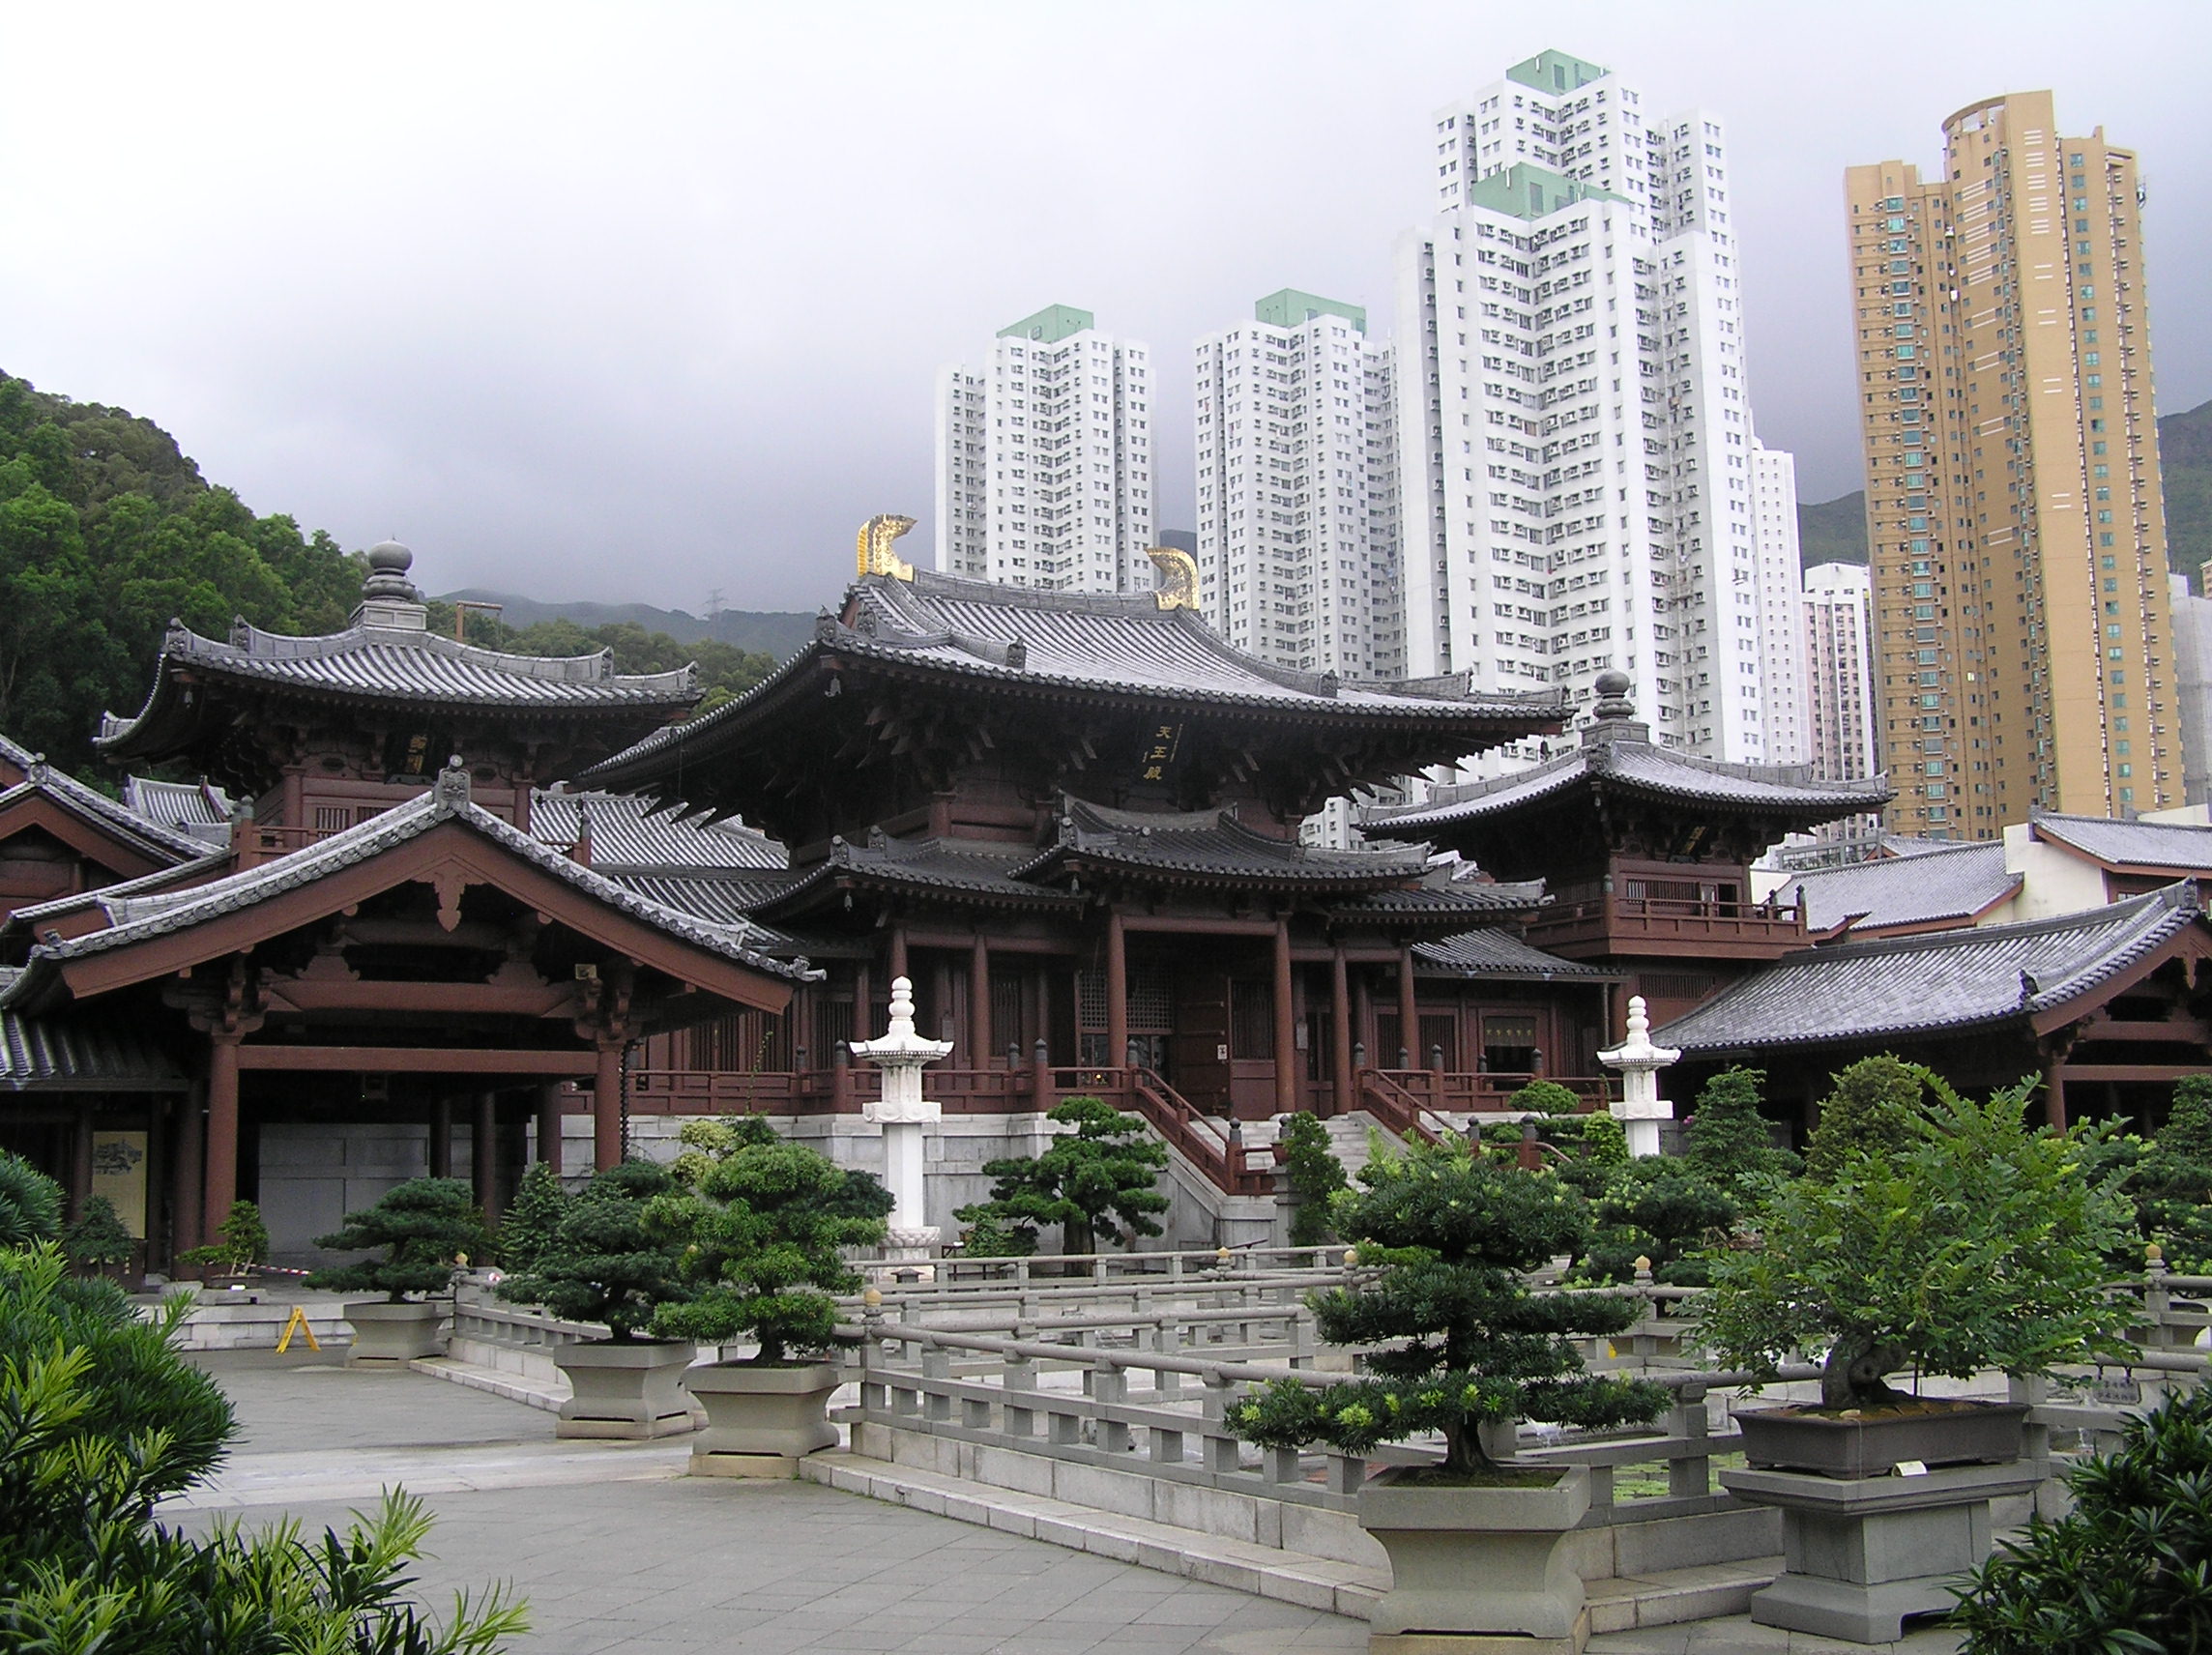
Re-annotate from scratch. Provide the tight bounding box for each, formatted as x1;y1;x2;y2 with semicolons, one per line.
1521;894;1807;961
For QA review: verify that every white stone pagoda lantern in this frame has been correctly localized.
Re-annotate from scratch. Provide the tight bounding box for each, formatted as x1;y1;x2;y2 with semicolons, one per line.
848;975;952;1261
1598;994;1680;1159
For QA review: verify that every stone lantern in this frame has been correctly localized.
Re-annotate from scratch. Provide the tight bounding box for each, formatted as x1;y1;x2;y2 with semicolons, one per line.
1598;994;1679;1158
848;975;952;1261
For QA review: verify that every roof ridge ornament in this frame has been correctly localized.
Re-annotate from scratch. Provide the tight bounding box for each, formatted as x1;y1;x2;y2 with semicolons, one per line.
857;514;917;581
1147;546;1198;610
434;754;471;810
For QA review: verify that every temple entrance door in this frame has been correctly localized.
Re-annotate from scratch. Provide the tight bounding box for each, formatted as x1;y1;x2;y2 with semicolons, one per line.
1171;966;1232;1116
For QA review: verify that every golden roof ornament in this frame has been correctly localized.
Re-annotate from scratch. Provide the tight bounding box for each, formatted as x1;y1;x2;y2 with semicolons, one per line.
857;514;917;581
1147;545;1197;610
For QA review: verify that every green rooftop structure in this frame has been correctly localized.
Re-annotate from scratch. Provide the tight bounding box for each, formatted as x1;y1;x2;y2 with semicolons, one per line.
1505;49;1609;95
1252;289;1365;334
1465;161;1625;222
997;305;1095;345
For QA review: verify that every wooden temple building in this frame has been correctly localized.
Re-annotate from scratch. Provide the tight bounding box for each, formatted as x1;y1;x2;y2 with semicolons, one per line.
3;539;2209;1266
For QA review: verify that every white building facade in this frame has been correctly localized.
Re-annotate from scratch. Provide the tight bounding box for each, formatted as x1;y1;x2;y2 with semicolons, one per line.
1752;440;1809;765
1802;562;1877;785
935;305;1155;593
1395;47;1784;769
1192;290;1404;679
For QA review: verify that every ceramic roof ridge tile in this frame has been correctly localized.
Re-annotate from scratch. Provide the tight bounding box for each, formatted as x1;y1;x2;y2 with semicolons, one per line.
0;778;811;1012
1654;882;2201;1054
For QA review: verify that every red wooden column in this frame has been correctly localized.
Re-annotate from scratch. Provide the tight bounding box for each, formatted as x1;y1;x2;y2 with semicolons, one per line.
68;1109;95;1222
473;1091;499;1220
202;1033;243;1244
172;1086;205;1259
1397;945;1419;1069
1106;912;1129;1070
594;1039;625;1171
2045;1056;2069;1130
535;1084;565;1175
888;924;909;985
1329;946;1354;1119
970;936;992;1068
1272;917;1297;1117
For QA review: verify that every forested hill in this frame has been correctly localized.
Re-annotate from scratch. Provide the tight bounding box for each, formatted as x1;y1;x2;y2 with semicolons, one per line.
0;372;781;776
0;373;365;772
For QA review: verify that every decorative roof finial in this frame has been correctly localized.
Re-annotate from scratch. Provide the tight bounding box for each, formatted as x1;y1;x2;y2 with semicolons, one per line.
1592;669;1635;722
1147;546;1198;610
434;754;471;809
857;515;917;581
363;540;421;602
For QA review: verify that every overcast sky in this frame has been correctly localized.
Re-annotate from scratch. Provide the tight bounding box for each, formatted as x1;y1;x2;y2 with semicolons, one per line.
4;1;2207;615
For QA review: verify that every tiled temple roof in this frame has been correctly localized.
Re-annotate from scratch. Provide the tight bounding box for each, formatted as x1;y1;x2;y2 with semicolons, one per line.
0;735;209;863
528;790;785;871
0;969;187;1090
1011;797;1431;889
1781;838;2020;935
2029;812;2212;873
1413;930;1615;981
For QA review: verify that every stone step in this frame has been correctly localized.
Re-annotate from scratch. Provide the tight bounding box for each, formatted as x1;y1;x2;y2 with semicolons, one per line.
410;1354;568;1412
800;1448;1781;1631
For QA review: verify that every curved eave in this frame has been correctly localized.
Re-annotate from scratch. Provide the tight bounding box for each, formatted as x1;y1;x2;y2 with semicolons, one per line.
1011;849;1428;895
750;864;1088;923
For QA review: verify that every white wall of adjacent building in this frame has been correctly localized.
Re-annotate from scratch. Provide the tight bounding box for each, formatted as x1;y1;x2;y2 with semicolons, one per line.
1395;48;1784;773
936;305;1155;595
1752;440;1808;765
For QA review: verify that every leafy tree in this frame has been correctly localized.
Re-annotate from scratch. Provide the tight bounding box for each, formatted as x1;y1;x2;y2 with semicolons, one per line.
956;1096;1170;1257
0;1151;62;1247
306;1178;486;1302
1802;1054;1925;1180
1278;1113;1349;1248
60;1195;133;1268
497;1161;686;1341
494;1163;569;1275
1228;1139;1668;1477
179;1198;270;1275
647;1139;886;1364
0;1243;524;1652
2126;1076;2212;1270
1701;1074;2136;1408
1952;1383;2212;1651
1683;1065;1799;1189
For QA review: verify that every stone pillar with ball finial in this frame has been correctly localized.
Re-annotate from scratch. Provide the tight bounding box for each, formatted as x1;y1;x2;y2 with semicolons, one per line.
1598;994;1679;1158
849;976;952;1262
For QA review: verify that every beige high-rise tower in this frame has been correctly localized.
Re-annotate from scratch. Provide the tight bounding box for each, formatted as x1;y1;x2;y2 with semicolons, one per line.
1847;90;2173;837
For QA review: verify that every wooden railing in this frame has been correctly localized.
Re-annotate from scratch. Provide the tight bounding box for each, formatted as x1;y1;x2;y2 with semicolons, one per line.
1120;1067;1275;1197
1522;894;1806;952
1369;1069;1613;1117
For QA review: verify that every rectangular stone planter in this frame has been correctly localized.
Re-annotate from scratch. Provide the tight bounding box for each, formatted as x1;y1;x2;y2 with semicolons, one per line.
1359;1464;1592;1654
682;1360;841;1478
1719;1459;2045;1643
343;1300;446;1368
552;1341;700;1438
1734;1400;2028;1477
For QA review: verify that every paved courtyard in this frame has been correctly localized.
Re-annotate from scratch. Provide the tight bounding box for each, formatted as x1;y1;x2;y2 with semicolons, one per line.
172;1351;1962;1655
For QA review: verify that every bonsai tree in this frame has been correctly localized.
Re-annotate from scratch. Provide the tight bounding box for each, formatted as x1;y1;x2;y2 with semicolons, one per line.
0;1150;62;1247
1503;1079;1583;1117
1229;1139;1668;1477
1701;1071;2136;1409
1555;1112;1629;1198
494;1163;570;1274
496;1160;685;1340
1951;1383;2212;1651
305;1177;487;1303
958;1207;1036;1258
179;1199;271;1276
1278;1112;1348;1247
1574;1159;1737;1288
956;1095;1169;1256
670;1114;895;1223
2126;1074;2212;1271
61;1195;134;1270
1682;1065;1799;1191
1802;1054;1925;1180
646;1138;887;1364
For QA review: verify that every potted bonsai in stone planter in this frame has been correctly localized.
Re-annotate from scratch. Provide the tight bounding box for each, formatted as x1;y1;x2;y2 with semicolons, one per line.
1700;1064;2136;1642
306;1177;486;1369
646;1135;887;1475
1229;1138;1667;1653
62;1195;138;1288
178;1198;270;1290
497;1159;699;1438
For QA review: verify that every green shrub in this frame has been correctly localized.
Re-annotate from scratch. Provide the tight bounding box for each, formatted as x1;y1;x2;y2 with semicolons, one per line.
497;1161;686;1341
647;1139;887;1363
1575;1159;1737;1288
1953;1383;2212;1650
60;1195;133;1268
178;1198;269;1274
1702;1072;2135;1408
2130;1077;2212;1271
1802;1055;1925;1179
0;1151;62;1248
1503;1079;1583;1117
956;1096;1169;1256
306;1178;485;1302
1278;1113;1348;1247
1683;1066;1799;1189
0;1243;524;1650
1228;1139;1666;1475
494;1162;568;1274
958;1208;1036;1258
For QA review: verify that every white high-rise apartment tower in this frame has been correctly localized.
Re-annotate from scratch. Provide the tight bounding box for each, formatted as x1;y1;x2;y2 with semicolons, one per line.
935;305;1154;593
1802;563;1877;785
1752;440;1809;764
1396;47;1786;764
1192;290;1404;679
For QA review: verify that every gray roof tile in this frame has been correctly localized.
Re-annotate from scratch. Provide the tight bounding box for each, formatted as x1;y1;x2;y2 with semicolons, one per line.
1654;883;2203;1055
0;735;209;862
1783;839;2019;934
1413;930;1613;980
1012;797;1431;887
2030;812;2212;873
528;790;786;871
0;970;186;1090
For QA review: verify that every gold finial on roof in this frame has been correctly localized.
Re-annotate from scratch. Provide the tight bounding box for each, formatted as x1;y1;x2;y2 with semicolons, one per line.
1147;546;1197;610
857;514;917;581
